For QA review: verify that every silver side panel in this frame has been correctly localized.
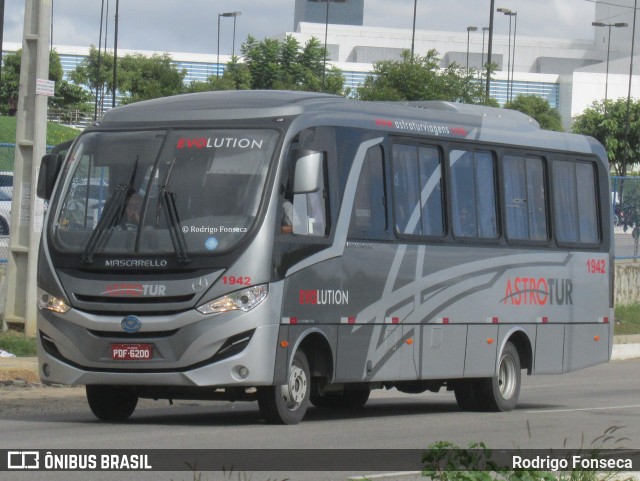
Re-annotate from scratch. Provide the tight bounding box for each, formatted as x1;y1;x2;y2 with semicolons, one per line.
282;239;611;381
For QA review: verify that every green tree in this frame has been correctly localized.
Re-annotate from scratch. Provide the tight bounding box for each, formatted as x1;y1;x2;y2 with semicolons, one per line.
357;50;495;105
239;35;345;94
0;49;86;114
68;46;115;100
48;51;92;112
504;95;562;131
573;98;640;176
219;56;252;91
0;50;22;114
116;53;187;104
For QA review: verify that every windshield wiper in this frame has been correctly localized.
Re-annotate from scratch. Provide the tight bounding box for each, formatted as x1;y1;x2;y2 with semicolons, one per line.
160;187;190;263
81;158;138;264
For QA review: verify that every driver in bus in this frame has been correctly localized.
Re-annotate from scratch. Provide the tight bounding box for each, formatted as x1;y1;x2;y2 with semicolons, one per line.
122;193;143;230
281;198;293;234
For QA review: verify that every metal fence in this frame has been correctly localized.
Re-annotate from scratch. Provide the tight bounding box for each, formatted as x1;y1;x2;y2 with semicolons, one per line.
611;176;640;259
0;143;639;261
0;144;15;263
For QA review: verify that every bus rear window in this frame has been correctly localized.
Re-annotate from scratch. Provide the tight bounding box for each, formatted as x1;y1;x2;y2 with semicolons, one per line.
552;160;599;245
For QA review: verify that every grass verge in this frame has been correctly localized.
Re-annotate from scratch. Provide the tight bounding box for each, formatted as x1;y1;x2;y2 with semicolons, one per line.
0;115;79;170
614;304;640;335
0;330;37;357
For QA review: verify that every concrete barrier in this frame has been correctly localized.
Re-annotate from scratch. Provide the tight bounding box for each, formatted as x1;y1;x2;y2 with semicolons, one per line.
615;260;640;305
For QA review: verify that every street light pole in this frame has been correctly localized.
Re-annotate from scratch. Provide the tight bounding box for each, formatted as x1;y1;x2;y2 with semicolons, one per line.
323;0;330;89
486;0;496;98
622;0;637;178
217;12;241;79
112;0;119;108
231;12;241;57
0;0;5;83
592;21;628;111
506;12;518;101
481;27;490;69
411;0;417;60
498;8;512;103
94;0;105;119
467;26;478;71
216;14;221;79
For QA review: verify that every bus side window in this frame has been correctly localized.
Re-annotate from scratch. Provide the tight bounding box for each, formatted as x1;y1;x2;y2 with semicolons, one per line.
503;154;548;242
552;160;599;244
450;149;498;239
349;146;386;237
392;143;444;237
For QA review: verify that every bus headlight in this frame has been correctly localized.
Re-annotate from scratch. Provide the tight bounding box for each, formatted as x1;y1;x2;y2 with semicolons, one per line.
37;289;71;314
197;285;268;315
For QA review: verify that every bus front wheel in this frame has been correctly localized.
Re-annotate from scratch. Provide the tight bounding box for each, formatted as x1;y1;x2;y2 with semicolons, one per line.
86;385;138;421
258;350;310;424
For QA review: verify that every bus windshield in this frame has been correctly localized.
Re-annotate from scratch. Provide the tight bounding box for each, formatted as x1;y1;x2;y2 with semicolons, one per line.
52;129;279;259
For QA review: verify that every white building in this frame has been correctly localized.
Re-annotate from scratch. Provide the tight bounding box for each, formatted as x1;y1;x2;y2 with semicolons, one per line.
3;0;640;130
286;16;638;130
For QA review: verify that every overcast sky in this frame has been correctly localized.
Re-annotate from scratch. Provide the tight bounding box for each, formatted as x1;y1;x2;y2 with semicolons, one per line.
3;0;597;55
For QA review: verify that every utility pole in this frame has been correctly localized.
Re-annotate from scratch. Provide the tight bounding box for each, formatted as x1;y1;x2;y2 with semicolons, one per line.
3;0;51;335
0;0;5;82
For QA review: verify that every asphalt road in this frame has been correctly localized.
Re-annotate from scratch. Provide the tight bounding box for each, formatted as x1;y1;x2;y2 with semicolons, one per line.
1;359;639;481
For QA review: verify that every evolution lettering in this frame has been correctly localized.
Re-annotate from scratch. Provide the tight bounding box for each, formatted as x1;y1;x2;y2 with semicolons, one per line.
299;289;349;305
176;137;264;149
501;277;573;306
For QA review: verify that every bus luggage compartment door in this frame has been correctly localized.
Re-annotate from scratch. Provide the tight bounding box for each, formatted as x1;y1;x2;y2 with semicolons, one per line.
563;323;610;372
463;324;499;377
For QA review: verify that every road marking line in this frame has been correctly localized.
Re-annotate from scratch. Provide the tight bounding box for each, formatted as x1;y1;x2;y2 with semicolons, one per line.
526;404;640;414
349;472;420;480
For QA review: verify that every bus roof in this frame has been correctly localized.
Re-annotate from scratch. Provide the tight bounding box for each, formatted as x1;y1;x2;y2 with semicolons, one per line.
95;90;606;160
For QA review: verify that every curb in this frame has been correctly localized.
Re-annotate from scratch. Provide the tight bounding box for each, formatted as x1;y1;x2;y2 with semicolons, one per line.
612;342;640;361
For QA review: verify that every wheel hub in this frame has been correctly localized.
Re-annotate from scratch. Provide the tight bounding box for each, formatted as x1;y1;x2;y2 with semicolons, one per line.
498;354;517;400
282;362;307;409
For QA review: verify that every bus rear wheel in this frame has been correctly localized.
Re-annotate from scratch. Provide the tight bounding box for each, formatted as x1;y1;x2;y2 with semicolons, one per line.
477;342;521;411
258;350;310;424
86;385;138;421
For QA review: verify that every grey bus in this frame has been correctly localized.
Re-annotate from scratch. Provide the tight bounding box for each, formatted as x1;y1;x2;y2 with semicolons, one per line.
36;90;613;424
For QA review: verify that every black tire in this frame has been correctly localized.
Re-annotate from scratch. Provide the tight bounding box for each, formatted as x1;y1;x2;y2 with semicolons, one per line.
258;350;311;424
342;385;370;409
476;342;521;412
309;378;341;408
86;385;138;421
453;379;481;411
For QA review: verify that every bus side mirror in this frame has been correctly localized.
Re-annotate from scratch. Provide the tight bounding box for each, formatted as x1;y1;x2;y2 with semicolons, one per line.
37;153;63;200
293;150;323;194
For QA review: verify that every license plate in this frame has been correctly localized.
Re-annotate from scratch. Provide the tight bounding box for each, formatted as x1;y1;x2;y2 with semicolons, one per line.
111;343;153;361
